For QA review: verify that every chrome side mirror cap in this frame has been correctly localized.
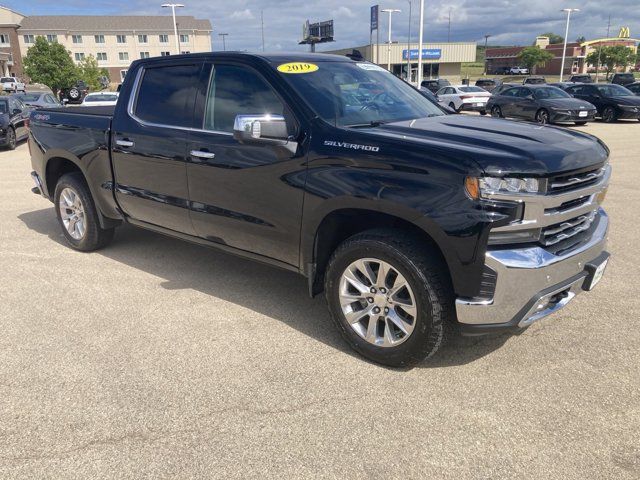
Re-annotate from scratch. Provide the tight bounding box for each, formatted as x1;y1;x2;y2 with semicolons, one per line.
233;114;289;143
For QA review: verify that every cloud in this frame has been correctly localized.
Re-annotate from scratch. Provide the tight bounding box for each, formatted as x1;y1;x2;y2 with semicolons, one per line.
331;6;355;18
229;9;254;20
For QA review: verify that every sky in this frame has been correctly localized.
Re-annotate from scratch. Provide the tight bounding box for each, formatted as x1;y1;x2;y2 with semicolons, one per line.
8;1;638;53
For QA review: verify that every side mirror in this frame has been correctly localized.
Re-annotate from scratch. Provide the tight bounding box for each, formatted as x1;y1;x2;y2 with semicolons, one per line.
233;114;289;145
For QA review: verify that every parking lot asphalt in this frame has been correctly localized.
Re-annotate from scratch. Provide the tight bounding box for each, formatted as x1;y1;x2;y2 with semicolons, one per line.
1;120;639;479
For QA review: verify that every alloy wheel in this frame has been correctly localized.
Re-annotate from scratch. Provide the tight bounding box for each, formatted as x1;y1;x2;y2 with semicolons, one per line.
58;187;86;240
537;110;549;125
7;128;15;149
339;258;417;348
491;106;502;118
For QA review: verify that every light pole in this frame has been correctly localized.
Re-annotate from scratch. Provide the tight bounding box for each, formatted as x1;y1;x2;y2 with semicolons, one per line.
219;33;229;51
483;34;492;75
381;8;401;72
559;8;579;81
417;0;425;87
406;0;412;83
162;3;184;55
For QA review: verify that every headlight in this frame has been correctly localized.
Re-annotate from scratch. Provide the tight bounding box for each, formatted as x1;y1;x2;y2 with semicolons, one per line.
479;177;539;196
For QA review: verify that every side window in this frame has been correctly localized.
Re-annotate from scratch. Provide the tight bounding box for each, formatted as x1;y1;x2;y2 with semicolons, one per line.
203;64;286;133
502;88;517;97
517;88;531;98
134;63;201;128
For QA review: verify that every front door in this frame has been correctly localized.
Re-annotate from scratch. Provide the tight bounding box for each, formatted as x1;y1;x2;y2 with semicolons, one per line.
111;60;202;234
186;62;306;267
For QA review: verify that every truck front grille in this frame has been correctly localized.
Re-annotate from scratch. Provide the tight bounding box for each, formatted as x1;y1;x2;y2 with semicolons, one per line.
541;210;597;247
548;166;605;194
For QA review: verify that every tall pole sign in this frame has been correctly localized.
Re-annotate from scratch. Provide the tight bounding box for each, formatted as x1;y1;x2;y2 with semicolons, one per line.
371;5;379;64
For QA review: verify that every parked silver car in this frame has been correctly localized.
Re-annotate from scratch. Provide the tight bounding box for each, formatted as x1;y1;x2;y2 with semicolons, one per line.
19;92;62;109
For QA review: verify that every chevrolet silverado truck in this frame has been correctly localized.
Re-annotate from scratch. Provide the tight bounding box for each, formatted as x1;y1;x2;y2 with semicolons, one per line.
28;53;611;367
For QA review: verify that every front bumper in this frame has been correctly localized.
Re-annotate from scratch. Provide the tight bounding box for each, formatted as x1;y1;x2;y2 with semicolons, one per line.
617;108;640;120
550;110;596;123
456;209;609;334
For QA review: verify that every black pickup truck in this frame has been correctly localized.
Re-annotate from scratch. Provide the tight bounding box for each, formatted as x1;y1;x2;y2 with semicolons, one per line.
28;53;611;367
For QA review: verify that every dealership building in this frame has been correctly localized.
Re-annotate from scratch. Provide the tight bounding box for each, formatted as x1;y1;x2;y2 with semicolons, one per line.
326;42;477;82
0;6;212;82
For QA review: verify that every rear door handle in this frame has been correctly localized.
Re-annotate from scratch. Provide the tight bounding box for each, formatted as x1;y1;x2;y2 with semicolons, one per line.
116;139;134;148
190;150;216;159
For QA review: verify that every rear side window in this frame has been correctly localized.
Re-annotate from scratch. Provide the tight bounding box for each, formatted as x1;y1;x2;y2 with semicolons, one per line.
134;63;201;128
203;64;286;133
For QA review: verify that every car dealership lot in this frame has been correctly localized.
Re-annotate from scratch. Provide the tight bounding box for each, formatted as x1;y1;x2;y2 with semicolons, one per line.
1;122;639;479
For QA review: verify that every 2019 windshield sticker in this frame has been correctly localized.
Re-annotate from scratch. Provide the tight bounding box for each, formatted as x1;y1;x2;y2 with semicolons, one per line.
277;62;319;74
324;141;380;152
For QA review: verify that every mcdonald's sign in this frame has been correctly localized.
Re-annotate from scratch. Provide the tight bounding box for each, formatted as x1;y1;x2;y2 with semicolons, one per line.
619;26;630;38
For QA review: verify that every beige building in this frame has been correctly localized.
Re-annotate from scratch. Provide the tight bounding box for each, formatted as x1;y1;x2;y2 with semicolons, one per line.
0;7;26;77
18;15;213;82
326;42;477;83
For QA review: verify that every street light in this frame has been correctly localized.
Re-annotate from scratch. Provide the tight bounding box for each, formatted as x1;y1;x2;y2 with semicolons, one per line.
381;8;401;72
559;8;579;81
483;34;492;75
406;0;412;83
417;0;425;87
219;33;229;51
161;3;184;55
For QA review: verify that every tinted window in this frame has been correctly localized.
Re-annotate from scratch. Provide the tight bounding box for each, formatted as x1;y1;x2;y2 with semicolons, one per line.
135;63;201;128
534;87;570;99
627;84;640;94
459;86;486;93
1;77;14;83
0;100;6;114
596;84;633;97
22;94;41;102
85;94;118;102
500;88;519;97
203;64;286;133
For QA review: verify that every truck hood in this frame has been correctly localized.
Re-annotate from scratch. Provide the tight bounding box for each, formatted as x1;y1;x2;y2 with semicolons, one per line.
365;114;608;176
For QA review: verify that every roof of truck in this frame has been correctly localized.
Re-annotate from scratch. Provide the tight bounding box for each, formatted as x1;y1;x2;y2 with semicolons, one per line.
134;51;355;66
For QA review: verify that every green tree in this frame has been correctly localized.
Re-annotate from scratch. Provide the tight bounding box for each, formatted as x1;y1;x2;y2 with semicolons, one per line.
23;36;78;95
576;35;586;44
538;32;564;44
77;55;109;91
586;46;637;80
518;46;554;74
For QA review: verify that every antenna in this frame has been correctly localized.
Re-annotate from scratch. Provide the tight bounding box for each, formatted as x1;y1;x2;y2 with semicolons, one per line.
261;10;265;51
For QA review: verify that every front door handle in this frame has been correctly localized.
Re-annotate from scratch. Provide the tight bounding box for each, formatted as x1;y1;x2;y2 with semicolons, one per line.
116;139;134;148
190;150;216;159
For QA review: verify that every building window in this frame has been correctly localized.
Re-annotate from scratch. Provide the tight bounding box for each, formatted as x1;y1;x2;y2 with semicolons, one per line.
46;34;58;43
160;51;170;56
116;35;127;44
0;34;9;45
97;52;107;61
180;34;189;43
72;35;83;44
138;34;148;44
24;34;35;44
119;52;129;61
159;34;169;43
120;70;128;81
140;51;150;59
74;53;85;61
95;35;105;44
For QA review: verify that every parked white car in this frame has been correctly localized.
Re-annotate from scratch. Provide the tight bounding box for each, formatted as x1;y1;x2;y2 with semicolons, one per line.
436;85;491;114
1;76;25;92
509;66;530;75
80;92;119;107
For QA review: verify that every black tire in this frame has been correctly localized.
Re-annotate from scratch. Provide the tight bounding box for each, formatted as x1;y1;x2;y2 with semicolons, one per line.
449;102;458;112
535;109;550;125
324;229;454;367
574;121;587;126
490;105;503;118
479;110;487;116
54;172;115;251
602;106;617;123
5;127;16;150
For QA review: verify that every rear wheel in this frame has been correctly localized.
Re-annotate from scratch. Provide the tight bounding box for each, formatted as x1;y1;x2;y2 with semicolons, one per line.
479;110;487;116
54;172;115;251
574;121;587;126
449;102;458;112
602;106;617;123
325;229;453;367
535;109;550;125
490;105;503;118
5;127;16;150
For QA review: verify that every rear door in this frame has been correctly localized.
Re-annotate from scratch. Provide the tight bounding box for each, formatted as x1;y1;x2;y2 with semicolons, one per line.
184;61;306;267
8;97;27;138
111;60;202;234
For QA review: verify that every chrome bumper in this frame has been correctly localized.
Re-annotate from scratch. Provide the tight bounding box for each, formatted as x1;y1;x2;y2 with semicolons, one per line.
456;208;609;330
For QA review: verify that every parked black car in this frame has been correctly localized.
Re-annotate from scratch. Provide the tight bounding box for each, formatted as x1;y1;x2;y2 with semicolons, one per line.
475;78;502;92
568;74;593;83
0;95;31;149
491;83;518;96
625;81;640;95
420;78;450;94
59;81;90;104
611;73;635;86
523;76;546;85
487;85;596;125
28;52;611;367
565;83;640;122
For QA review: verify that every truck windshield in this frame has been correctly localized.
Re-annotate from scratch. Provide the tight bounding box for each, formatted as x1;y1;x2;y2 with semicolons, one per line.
278;61;444;127
0;77;14;83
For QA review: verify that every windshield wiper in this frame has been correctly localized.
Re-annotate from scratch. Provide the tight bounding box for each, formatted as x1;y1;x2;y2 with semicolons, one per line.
345;120;387;128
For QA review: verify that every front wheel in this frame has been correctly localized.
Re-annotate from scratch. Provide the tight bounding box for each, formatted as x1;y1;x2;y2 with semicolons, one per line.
479;110;487;116
490;105;503;118
325;229;453;367
54;172;115;251
602;106;617;123
4;127;16;150
535;109;550;125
